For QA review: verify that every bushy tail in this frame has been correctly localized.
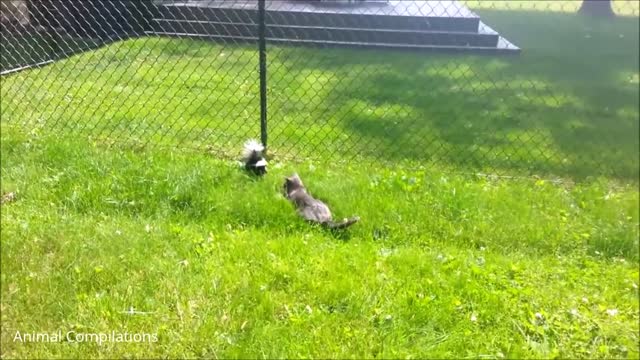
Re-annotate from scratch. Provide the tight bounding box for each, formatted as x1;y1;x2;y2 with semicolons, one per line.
324;216;360;229
242;138;264;161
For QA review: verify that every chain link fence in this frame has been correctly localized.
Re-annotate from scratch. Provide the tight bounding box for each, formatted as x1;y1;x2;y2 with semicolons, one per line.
1;0;638;179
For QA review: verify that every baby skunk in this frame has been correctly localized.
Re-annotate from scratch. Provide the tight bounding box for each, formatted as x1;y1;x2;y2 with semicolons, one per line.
242;139;268;176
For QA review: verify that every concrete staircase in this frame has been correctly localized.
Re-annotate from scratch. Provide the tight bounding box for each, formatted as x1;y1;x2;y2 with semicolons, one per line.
149;0;519;54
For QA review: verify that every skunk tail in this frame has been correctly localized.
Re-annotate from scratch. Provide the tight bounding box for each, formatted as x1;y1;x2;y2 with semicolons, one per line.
242;139;265;161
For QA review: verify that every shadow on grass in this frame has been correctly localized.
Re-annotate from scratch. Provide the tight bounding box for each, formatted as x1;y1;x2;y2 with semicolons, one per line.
267;10;639;180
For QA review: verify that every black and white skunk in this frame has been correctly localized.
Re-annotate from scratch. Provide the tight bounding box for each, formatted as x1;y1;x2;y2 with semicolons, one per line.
242;139;268;176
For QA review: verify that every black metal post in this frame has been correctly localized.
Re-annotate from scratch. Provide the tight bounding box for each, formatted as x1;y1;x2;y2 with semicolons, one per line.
258;0;268;149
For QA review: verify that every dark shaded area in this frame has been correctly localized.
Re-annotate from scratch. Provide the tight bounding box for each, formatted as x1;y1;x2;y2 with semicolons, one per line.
1;0;156;71
579;0;615;17
27;0;155;38
1;31;102;71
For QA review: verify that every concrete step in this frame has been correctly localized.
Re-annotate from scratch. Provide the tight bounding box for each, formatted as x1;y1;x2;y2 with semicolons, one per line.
147;30;519;55
152;19;499;47
150;1;519;54
156;3;481;32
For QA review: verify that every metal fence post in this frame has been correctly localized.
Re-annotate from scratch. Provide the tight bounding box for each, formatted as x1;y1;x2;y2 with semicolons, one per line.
258;0;268;150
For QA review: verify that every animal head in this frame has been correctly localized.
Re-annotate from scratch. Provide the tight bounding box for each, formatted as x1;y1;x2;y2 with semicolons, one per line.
283;173;304;197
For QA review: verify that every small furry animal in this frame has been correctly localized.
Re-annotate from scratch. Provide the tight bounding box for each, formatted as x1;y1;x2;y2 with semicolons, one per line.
242;139;268;176
283;173;359;229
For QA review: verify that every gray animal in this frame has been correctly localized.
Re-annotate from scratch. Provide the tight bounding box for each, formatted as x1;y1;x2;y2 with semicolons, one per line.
283;173;359;229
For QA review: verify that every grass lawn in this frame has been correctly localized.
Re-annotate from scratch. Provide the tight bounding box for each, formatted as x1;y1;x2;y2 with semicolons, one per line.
1;3;639;359
1;126;638;358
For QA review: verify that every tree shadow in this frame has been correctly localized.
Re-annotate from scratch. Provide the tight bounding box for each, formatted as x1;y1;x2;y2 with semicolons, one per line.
267;10;639;180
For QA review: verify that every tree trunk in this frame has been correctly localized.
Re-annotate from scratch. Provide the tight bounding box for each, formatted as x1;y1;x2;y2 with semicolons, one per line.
579;0;615;17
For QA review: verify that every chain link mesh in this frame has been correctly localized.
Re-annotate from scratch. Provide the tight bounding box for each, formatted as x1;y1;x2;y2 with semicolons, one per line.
1;0;638;179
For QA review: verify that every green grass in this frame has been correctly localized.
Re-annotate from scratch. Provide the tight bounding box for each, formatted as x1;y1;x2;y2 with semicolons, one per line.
465;0;639;15
1;8;638;179
1;125;638;358
1;4;639;358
